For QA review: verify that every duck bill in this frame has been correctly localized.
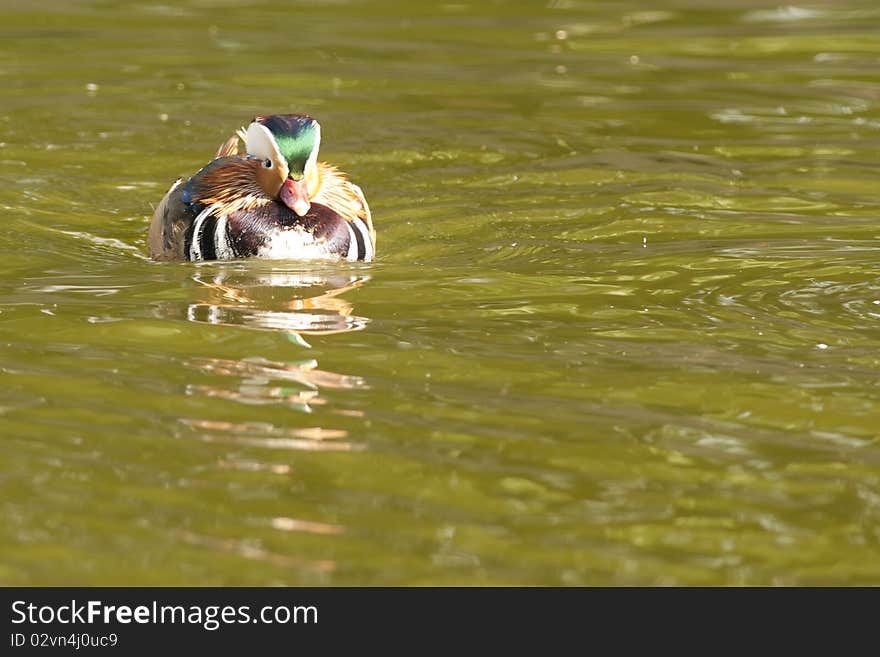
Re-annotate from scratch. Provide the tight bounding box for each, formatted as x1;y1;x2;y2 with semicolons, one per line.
279;178;311;216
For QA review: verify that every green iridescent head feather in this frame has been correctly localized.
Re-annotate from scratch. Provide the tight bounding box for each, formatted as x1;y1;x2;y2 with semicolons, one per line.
256;114;320;179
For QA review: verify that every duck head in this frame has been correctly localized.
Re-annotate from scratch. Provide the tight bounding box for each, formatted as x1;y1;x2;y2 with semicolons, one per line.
245;114;321;216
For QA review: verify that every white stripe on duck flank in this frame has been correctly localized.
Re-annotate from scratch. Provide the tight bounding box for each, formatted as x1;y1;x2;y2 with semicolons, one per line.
213;215;235;260
351;216;374;261
345;223;359;260
188;207;213;261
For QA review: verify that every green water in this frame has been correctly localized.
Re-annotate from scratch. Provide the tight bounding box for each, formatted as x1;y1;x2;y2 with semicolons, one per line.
2;0;879;585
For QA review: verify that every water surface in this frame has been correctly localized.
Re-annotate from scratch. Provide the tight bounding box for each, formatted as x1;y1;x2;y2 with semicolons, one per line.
1;0;879;585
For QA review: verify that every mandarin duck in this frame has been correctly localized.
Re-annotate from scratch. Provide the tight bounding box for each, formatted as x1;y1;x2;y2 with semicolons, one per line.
148;114;375;262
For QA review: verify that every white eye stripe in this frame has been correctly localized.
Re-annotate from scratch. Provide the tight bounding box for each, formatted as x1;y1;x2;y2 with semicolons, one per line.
245;122;289;180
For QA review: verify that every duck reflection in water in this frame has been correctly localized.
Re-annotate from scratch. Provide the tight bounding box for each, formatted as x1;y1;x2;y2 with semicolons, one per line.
175;264;370;421
186;266;370;335
169;265;365;569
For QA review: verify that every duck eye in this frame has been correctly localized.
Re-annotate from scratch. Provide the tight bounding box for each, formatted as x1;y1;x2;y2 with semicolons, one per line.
263;159;272;168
